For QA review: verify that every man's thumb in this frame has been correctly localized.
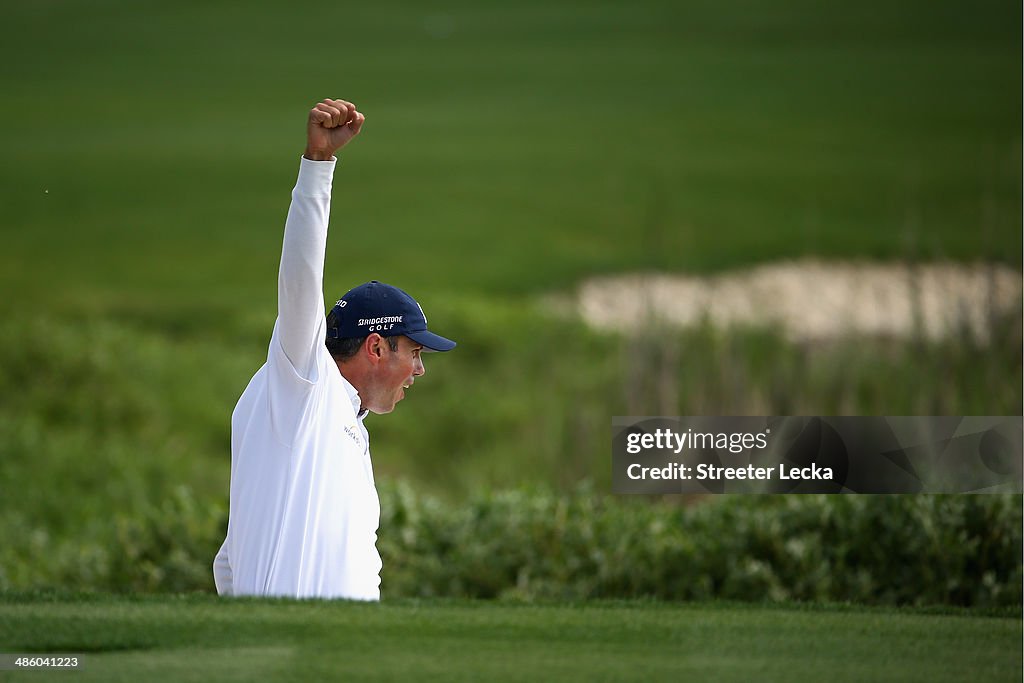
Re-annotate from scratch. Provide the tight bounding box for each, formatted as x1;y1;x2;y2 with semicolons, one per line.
349;112;366;136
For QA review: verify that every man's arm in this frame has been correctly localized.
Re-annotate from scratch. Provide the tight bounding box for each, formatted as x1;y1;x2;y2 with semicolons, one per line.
276;99;365;378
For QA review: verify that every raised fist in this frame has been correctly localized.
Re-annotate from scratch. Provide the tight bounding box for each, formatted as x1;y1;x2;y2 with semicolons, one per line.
305;99;365;161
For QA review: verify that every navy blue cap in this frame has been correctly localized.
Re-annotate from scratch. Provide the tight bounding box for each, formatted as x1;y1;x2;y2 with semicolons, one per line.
326;281;456;352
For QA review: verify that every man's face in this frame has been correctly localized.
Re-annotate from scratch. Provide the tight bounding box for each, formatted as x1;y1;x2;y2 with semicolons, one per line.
366;335;425;414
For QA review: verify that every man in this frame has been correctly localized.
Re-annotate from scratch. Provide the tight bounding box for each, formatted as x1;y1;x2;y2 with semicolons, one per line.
212;99;456;600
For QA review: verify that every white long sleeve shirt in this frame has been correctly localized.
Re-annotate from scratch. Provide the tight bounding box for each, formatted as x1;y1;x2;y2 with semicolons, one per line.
213;157;382;600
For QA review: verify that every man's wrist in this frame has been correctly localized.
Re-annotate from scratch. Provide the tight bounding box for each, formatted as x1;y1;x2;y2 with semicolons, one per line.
303;147;335;161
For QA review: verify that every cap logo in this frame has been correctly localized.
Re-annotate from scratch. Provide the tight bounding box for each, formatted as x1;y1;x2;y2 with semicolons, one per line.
336;299;347;308
358;316;403;326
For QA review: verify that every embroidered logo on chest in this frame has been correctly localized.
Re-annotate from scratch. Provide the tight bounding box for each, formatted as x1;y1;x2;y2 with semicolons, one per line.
343;424;363;450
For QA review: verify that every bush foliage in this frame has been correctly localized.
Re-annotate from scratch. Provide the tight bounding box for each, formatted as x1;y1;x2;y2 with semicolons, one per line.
2;478;1019;608
378;484;1022;606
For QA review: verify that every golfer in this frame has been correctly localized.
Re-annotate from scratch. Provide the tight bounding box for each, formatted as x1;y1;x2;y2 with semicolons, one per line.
213;99;456;600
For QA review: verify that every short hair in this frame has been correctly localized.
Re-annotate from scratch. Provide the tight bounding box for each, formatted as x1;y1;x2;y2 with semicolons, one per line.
325;309;399;361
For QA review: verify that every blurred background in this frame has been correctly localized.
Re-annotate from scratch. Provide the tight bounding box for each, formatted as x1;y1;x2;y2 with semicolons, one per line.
0;0;1020;601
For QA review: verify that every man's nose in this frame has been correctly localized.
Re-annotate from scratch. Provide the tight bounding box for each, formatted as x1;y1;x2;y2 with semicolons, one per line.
414;357;425;377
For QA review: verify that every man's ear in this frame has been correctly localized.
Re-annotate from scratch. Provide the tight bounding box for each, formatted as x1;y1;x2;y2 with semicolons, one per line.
364;333;385;364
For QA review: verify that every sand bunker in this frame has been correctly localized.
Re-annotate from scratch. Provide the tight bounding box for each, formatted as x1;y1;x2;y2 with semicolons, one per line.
571;260;1022;344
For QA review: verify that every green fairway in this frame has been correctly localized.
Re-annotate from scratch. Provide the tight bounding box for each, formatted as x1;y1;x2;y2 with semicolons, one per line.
1;0;1020;308
0;595;1020;682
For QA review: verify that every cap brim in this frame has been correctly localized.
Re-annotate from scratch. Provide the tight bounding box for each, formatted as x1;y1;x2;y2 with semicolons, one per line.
406;329;457;352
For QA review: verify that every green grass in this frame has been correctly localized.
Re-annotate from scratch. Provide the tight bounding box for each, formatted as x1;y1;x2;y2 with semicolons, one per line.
0;595;1020;682
0;0;1020;309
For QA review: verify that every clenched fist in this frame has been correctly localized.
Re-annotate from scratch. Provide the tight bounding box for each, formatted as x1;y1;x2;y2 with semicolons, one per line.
304;99;365;161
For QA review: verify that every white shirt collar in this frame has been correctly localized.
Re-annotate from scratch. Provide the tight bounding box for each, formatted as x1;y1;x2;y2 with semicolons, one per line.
338;372;368;421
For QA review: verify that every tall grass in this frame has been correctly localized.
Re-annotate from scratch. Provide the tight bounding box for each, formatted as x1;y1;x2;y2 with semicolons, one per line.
0;300;1019;595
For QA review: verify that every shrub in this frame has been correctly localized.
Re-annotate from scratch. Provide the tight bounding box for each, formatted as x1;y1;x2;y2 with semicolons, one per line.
377;484;1022;607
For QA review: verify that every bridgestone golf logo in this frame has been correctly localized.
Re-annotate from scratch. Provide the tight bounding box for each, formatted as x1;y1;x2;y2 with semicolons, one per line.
359;315;403;332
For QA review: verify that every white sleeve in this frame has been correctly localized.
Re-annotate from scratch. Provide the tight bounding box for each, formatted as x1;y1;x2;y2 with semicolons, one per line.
275;156;337;383
213;542;233;595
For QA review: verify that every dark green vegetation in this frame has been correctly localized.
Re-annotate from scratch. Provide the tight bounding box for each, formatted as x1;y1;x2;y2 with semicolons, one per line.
3;455;1021;607
1;595;1021;682
378;491;1022;605
0;0;1021;613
